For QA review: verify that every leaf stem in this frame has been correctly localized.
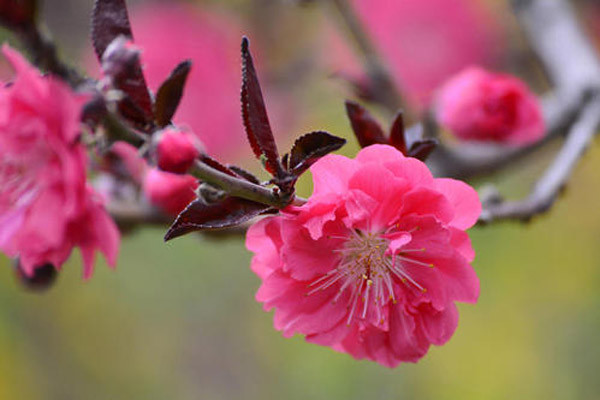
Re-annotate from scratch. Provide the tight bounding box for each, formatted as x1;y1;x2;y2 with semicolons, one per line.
190;160;306;208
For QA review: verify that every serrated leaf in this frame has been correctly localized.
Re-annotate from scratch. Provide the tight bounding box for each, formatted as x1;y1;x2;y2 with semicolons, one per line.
0;0;37;27
240;37;284;179
92;0;133;60
154;60;192;127
408;139;438;161
228;165;260;184
199;155;237;177
92;1;154;122
345;100;387;148
289;131;346;176
164;197;272;241
389;110;407;154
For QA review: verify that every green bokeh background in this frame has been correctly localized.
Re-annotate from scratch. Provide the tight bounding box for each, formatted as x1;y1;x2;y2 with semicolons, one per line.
1;0;600;399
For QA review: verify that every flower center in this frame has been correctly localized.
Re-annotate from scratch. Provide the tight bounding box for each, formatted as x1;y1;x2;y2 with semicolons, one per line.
308;230;431;326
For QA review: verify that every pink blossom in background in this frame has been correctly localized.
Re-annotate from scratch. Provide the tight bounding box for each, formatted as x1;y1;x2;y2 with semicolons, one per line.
143;168;198;216
0;46;119;279
435;66;545;145
128;4;248;160
247;145;480;367
327;0;505;110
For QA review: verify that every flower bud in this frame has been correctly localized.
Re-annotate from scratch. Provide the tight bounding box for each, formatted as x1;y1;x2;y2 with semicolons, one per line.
156;129;201;174
143;168;198;215
435;66;545;145
15;262;57;292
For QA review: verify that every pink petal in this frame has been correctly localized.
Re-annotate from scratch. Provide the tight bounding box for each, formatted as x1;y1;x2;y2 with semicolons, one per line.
434;178;481;229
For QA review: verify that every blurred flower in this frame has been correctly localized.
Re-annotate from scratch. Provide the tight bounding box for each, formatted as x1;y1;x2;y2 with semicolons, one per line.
128;3;247;159
326;0;504;110
247;145;480;367
0;45;119;279
435;66;545;145
143;168;198;216
155;128;201;174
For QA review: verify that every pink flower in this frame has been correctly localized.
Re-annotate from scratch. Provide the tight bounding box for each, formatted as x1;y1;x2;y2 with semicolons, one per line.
246;145;480;367
143;168;198;216
0;45;119;279
435;67;545;145
326;0;504;110
127;4;244;159
155;128;201;174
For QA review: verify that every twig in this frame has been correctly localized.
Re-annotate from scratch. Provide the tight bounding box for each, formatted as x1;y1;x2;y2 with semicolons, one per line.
18;25;85;87
327;0;404;113
479;95;600;223
190;160;307;208
429;91;588;179
477;0;600;223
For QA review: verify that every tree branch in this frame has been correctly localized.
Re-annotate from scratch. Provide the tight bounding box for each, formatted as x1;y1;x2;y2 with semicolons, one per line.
17;25;85;87
327;0;404;113
479;95;600;223
477;0;600;223
190;160;307;209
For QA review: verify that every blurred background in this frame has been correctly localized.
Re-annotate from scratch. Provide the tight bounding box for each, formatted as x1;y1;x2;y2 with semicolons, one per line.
1;0;600;398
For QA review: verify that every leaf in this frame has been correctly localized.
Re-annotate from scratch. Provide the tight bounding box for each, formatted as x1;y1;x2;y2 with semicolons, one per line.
344;100;387;148
154;60;192;127
92;1;154;122
0;0;37;27
164;197;273;241
199;155;237;177
289;131;346;176
407;139;438;161
91;0;133;60
228;165;261;184
389;110;407;154
240;37;284;179
200;155;260;184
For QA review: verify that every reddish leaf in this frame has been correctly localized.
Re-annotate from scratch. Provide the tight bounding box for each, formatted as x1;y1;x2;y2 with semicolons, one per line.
389;110;407;154
228;165;261;184
200;155;260;184
240;37;284;178
92;1;154;122
408;139;438;161
154;60;192;127
164;197;273;241
289;131;346;176
92;0;133;60
0;0;37;28
199;154;237;177
345;100;387;148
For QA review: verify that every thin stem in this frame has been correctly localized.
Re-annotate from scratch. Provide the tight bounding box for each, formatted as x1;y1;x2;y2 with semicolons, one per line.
479;95;600;223
190;160;307;208
327;0;404;113
18;25;85;87
477;0;600;223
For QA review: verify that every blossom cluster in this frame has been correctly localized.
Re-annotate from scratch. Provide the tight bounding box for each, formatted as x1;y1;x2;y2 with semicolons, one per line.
0;0;552;368
0;46;119;279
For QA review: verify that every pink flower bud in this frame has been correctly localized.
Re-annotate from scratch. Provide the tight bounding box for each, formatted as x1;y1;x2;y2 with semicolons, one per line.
143;168;198;216
435;67;545;145
156;129;200;174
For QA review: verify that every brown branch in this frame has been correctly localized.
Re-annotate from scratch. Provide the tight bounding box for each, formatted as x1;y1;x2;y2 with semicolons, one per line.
428;91;588;179
479;95;600;223
477;0;600;224
190;160;307;208
327;0;404;113
17;25;85;87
